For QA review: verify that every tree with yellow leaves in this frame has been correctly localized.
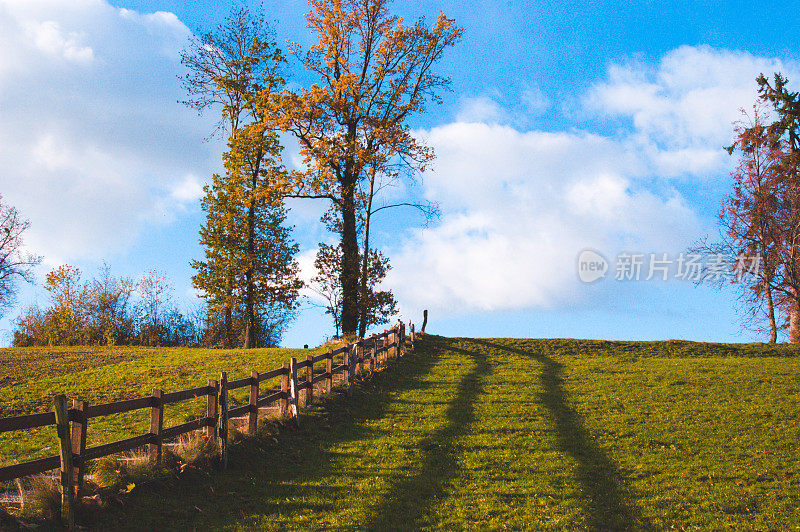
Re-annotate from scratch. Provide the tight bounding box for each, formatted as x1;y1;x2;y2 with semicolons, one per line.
182;5;302;347
261;0;461;336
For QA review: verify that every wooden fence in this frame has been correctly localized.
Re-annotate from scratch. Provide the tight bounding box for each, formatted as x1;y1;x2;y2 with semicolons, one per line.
0;321;416;528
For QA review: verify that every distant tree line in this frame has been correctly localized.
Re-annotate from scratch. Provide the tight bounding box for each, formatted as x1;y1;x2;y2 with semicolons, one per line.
12;265;209;347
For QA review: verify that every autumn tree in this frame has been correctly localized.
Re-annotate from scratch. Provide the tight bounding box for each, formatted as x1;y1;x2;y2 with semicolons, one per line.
720;103;784;342
0;194;41;317
182;5;302;347
44;265;87;345
262;0;462;336
756;73;800;342
86;264;136;345
14;264;198;347
310;241;397;337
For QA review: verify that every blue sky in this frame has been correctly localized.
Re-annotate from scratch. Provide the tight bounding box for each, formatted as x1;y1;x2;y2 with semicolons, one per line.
2;0;800;346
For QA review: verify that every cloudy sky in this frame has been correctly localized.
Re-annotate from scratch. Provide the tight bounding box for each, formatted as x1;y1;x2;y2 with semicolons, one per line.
2;0;799;346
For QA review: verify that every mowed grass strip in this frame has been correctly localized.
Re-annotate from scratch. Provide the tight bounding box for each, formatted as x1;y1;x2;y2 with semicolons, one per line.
82;336;800;530
0;345;320;464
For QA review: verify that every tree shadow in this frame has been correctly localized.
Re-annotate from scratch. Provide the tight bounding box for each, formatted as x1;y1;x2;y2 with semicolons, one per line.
88;334;452;530
361;336;492;530
475;339;651;531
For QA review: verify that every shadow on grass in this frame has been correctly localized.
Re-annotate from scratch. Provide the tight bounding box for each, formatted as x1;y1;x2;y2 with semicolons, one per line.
361;336;492;530
89;335;451;530
476;339;650;532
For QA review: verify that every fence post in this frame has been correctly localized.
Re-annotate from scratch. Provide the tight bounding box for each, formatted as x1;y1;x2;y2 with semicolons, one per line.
305;355;314;406
280;363;290;418
370;334;376;374
422;309;428;333
343;347;350;389
149;389;164;466
348;344;357;392
219;372;229;470
54;394;74;530
393;326;399;360
410;323;415;351
70;399;88;496
289;358;300;427
248;370;259;435
400;323;405;356
357;340;364;375
325;349;333;394
206;379;218;439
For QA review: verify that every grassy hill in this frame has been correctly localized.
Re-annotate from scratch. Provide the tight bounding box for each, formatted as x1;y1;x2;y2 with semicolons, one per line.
4;336;800;529
0;345;321;464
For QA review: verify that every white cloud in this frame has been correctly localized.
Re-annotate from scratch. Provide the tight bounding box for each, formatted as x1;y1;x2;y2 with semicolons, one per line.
520;85;549;115
0;0;220;263
587;45;798;178
455;96;507;123
388;123;699;315
27;19;94;63
389;46;799;316
171;175;205;204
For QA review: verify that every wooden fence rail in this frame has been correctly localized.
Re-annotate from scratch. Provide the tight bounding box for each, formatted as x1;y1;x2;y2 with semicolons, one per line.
0;318;418;528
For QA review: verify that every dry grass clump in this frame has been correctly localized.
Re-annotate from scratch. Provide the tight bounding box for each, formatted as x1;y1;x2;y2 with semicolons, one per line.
165;432;220;473
91;450;166;490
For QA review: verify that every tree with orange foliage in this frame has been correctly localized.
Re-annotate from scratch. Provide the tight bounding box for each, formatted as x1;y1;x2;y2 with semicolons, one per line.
44;265;87;345
721;103;785;342
261;0;461;336
756;73;800;342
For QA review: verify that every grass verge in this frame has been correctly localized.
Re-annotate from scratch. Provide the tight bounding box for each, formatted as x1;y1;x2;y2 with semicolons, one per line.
68;335;800;530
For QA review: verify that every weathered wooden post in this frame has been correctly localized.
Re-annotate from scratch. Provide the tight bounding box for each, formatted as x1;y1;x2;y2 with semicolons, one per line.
280;362;290;418
325;349;333;394
348;344;357;394
219;372;229;470
206;379;218;439
400;323;405;356
343;347;350;389
356;340;364;375
149;389;164;466
70;399;88;495
54;394;74;530
289;358;300;427
422;309;428;333
248;370;259;435
393;326;399;360
305;355;314;406
410;323;415;351
370;334;377;374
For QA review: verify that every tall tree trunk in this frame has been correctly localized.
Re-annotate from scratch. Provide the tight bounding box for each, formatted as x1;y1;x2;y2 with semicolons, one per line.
224;304;232;348
244;148;263;349
791;287;800;344
358;169;376;338
764;279;777;343
340;179;359;337
339;124;360;337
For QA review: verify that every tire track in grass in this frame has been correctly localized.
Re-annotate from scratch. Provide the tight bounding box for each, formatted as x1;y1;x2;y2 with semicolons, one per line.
478;340;651;531
362;336;493;530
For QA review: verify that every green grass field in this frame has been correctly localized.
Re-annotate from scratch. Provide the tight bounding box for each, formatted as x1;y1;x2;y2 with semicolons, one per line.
0;345;321;464
5;336;800;529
